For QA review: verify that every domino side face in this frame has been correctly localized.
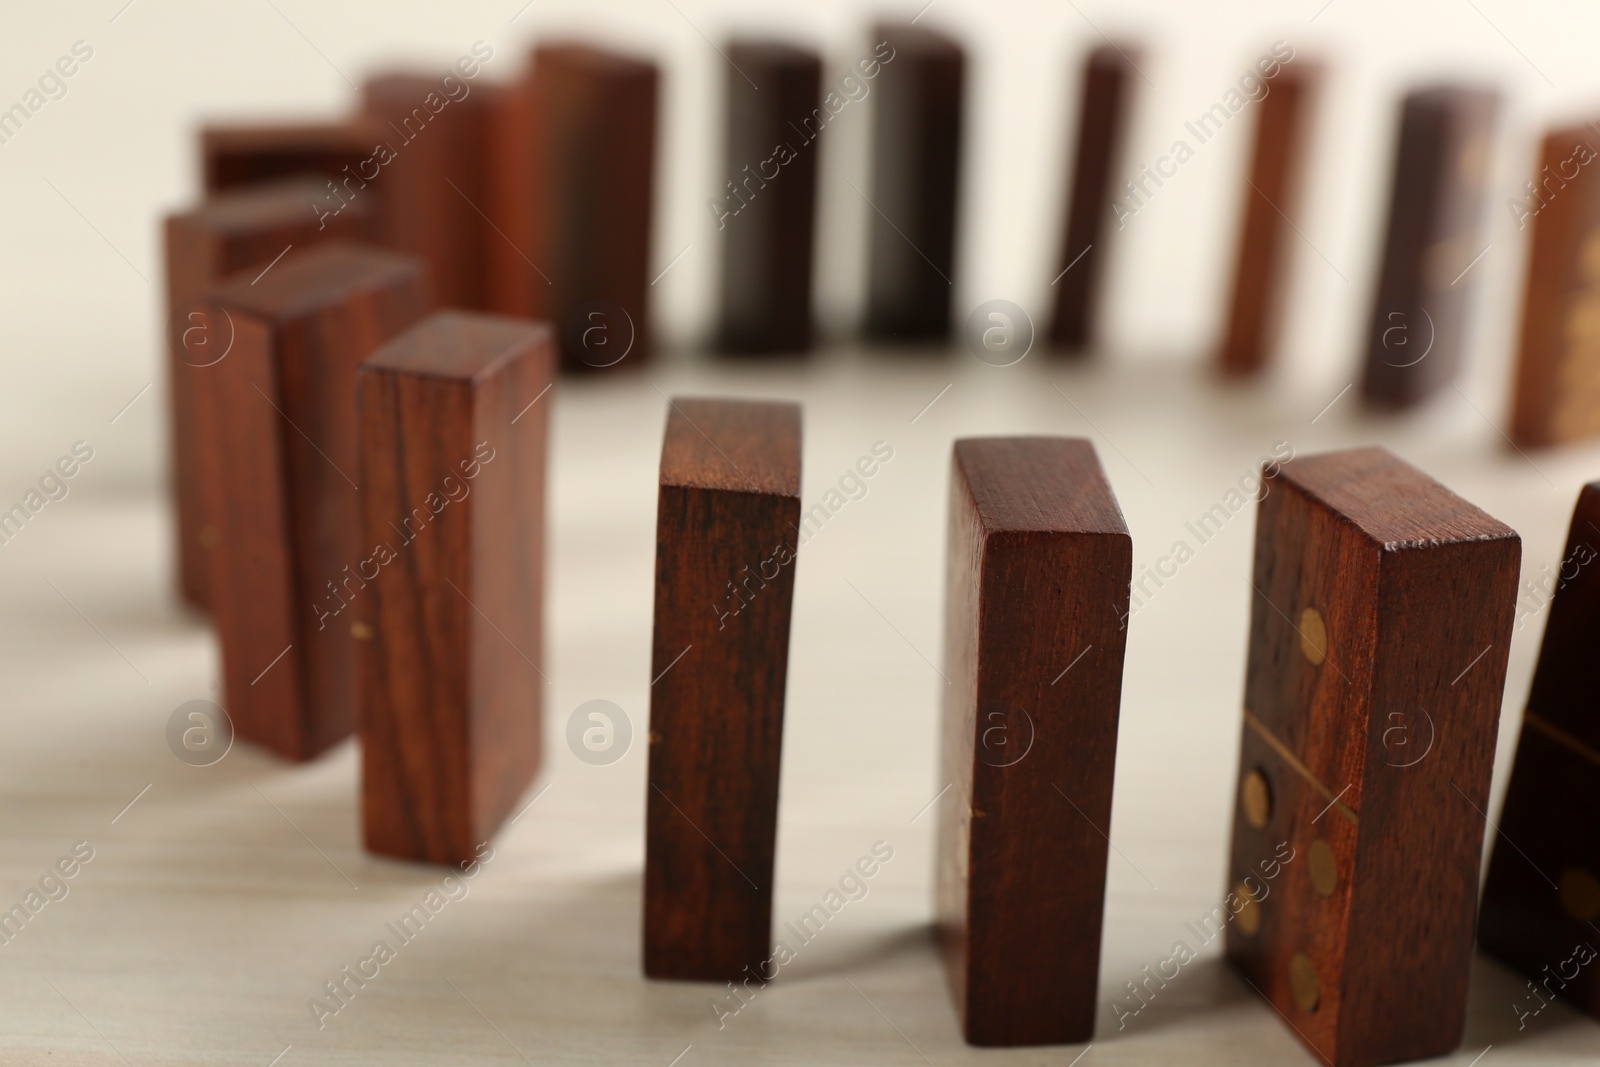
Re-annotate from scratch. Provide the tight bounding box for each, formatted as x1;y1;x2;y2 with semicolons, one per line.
1226;446;1518;1067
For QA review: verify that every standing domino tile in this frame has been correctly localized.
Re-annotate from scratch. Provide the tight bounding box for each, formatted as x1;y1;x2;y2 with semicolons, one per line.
1049;44;1140;354
1479;481;1600;1022
362;71;501;312
485;63;538;319
1218;57;1320;376
864;24;963;342
1225;446;1519;1067
164;179;376;611
527;43;659;371
191;243;430;761
200;119;385;205
715;41;823;356
1360;86;1499;408
644;398;801;982
357;311;554;866
936;437;1132;1046
1507;123;1600;447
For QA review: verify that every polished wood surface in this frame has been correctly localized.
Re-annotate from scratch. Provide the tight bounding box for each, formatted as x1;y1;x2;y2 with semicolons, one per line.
1507;124;1600;447
716;42;822;356
164;179;376;612
864;24;964;342
1480;481;1600;1022
1217;61;1320;376
484;70;539;319
1050;44;1138;354
1360;87;1500;408
527;44;659;371
1225;446;1519;1067
200;119;384;202
192;242;429;761
357;311;554;866
361;74;499;312
643;398;801;981
935;436;1131;1046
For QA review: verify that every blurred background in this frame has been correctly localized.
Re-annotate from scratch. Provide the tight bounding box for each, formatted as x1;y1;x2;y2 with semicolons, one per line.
7;0;1600;419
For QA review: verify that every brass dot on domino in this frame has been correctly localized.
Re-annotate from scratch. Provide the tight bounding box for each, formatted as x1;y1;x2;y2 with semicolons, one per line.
1309;839;1338;897
1242;769;1272;829
1298;607;1327;665
1235;881;1262;936
1290;953;1320;1012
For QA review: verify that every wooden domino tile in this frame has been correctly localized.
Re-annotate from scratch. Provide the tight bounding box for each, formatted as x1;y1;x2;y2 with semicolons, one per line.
643;398;801;982
934;437;1132;1046
1507;122;1600;447
1217;60;1321;376
362;73;500;312
190;242;430;761
356;311;554;866
1479;481;1600;1021
1361;86;1500;408
864;24;964;342
200;119;383;201
1225;446;1519;1067
485;68;539;319
528;43;659;371
1049;44;1139;353
715;41;823;355
164;178;376;612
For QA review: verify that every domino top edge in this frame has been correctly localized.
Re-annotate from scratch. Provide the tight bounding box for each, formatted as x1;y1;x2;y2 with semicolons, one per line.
1277;446;1517;550
953;436;1128;538
725;40;820;67
361;311;553;383
171;177;364;233
1086;41;1142;68
205;241;424;322
1401;82;1502;112
659;397;800;498
530;42;659;78
199;117;383;151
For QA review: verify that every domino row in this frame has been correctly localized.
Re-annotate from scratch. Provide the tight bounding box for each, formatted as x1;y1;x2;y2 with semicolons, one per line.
175;245;1597;1062
171;28;1600;612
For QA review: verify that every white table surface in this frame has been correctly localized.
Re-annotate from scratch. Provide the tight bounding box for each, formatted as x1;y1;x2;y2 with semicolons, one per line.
4;340;1600;1065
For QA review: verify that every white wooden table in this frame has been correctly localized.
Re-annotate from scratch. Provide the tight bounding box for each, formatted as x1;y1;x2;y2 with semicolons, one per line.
3;345;1599;1065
